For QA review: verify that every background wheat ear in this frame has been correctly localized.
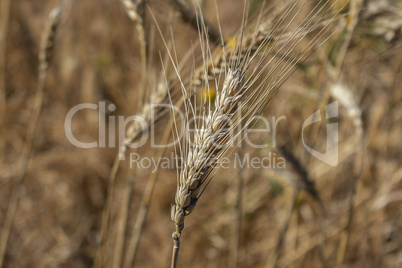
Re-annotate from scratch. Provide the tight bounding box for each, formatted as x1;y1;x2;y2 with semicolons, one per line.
0;5;61;267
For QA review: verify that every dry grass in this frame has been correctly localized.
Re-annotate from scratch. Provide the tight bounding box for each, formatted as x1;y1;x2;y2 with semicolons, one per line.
0;0;401;267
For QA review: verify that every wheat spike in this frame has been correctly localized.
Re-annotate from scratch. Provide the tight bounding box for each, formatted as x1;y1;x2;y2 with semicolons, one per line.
171;68;245;227
38;8;61;79
0;6;61;267
124;81;169;147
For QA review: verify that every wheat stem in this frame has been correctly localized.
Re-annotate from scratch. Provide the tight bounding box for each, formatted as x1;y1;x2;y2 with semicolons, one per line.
94;152;123;268
266;183;300;268
123;112;175;267
171;232;180;268
322;1;364;266
0;6;61;267
98;3;149;268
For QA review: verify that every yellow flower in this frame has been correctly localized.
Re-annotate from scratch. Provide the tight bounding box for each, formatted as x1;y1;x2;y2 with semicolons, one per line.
200;86;216;102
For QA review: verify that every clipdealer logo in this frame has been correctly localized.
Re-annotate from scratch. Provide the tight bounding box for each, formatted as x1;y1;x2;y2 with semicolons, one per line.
64;101;339;166
302;101;339;167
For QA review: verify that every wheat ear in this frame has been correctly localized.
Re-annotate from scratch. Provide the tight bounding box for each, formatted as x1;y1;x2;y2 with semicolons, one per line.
0;7;61;267
121;0;147;107
170;68;246;267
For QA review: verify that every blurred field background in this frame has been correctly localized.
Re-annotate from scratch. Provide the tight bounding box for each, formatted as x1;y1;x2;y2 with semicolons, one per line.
0;0;401;267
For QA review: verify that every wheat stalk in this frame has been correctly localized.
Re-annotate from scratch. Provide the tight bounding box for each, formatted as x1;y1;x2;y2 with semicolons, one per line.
228;149;244;268
0;6;61;267
94;2;179;265
122;106;177;268
94;79;169;268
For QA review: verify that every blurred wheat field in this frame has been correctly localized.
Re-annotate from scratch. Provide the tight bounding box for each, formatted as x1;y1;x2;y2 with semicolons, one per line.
0;0;401;267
